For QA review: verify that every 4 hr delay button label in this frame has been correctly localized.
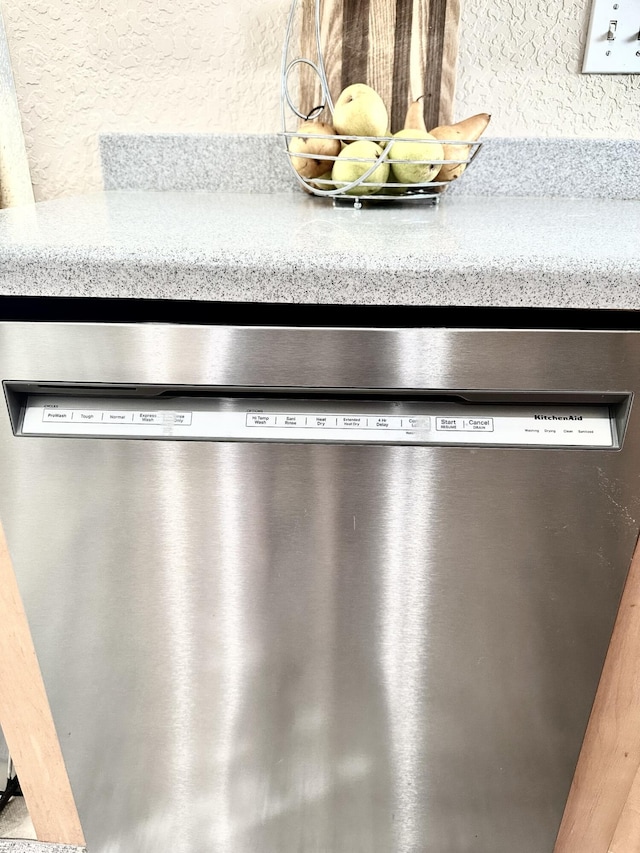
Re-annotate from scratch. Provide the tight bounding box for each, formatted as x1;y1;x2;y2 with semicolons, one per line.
436;417;494;432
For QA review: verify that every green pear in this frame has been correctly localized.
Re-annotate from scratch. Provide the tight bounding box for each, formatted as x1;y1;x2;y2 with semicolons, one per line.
387;129;444;185
331;140;389;195
382;182;409;196
332;84;389;139
308;170;335;192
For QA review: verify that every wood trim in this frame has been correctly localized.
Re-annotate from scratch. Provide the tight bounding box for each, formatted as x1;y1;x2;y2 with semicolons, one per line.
439;0;460;125
390;0;413;132
341;0;371;90
367;0;397;130
0;519;85;846
609;763;640;852
555;536;640;852
422;0;447;128
0;10;34;209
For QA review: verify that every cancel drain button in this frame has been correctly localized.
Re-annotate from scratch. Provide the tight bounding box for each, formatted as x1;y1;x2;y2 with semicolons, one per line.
463;418;494;432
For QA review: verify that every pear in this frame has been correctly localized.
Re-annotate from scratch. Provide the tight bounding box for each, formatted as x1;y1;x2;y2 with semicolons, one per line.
403;96;427;132
387;129;444;185
332;84;389;139
382;183;409;196
289;121;341;180
309;170;334;192
429;113;491;182
331;140;389;196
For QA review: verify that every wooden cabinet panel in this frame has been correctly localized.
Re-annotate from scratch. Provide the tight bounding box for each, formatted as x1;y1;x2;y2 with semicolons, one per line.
0;520;84;846
555;538;640;852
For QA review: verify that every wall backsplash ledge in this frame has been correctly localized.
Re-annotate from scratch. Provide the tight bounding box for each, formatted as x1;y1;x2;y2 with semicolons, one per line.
100;133;640;200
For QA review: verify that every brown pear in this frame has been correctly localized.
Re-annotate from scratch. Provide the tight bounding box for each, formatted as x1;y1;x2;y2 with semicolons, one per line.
403;96;427;132
289;121;341;180
429;113;491;182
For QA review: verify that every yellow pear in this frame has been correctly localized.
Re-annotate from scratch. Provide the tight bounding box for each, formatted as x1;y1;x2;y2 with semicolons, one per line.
289;121;341;180
387;130;444;185
332;84;389;139
429;113;491;182
309;170;334;192
403;96;427;132
331;140;389;195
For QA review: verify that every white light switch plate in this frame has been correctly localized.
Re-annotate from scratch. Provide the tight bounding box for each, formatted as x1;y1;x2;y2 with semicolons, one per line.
582;0;640;73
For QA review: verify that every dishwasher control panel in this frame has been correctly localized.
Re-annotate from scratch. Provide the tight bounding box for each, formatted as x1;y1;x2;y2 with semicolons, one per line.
16;395;618;448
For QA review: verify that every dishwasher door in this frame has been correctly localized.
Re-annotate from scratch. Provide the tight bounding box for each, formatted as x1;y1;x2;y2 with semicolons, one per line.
1;322;639;853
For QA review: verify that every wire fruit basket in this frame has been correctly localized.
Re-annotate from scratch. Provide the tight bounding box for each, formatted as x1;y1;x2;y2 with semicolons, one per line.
280;0;485;208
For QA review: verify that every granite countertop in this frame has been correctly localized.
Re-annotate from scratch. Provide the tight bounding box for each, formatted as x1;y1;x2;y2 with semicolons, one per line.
0;190;638;309
0;844;83;853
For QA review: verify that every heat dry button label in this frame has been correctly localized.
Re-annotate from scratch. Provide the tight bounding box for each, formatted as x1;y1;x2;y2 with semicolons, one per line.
308;415;333;428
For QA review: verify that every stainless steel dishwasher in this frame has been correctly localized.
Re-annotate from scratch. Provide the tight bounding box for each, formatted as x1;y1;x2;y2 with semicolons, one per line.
1;313;639;853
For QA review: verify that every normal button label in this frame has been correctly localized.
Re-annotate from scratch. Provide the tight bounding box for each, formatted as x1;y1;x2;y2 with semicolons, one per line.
103;411;134;423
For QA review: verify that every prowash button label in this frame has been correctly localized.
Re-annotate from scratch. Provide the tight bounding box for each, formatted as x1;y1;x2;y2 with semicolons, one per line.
43;409;73;422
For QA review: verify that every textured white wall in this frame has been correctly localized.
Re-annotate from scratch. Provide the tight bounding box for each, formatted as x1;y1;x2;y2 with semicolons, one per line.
2;0;638;201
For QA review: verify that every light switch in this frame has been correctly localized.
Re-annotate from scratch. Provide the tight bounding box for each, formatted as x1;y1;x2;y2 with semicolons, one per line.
582;0;640;73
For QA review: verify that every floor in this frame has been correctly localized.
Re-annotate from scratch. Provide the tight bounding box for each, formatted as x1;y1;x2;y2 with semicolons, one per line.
0;796;36;841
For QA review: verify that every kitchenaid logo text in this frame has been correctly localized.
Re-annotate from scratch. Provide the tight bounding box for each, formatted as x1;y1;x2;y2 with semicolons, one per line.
533;414;583;421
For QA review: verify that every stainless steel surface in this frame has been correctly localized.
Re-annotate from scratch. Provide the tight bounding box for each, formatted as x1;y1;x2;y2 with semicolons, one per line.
2;322;640;853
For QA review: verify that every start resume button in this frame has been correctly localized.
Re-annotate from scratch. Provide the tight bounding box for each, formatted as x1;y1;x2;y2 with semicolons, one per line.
436;417;461;431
